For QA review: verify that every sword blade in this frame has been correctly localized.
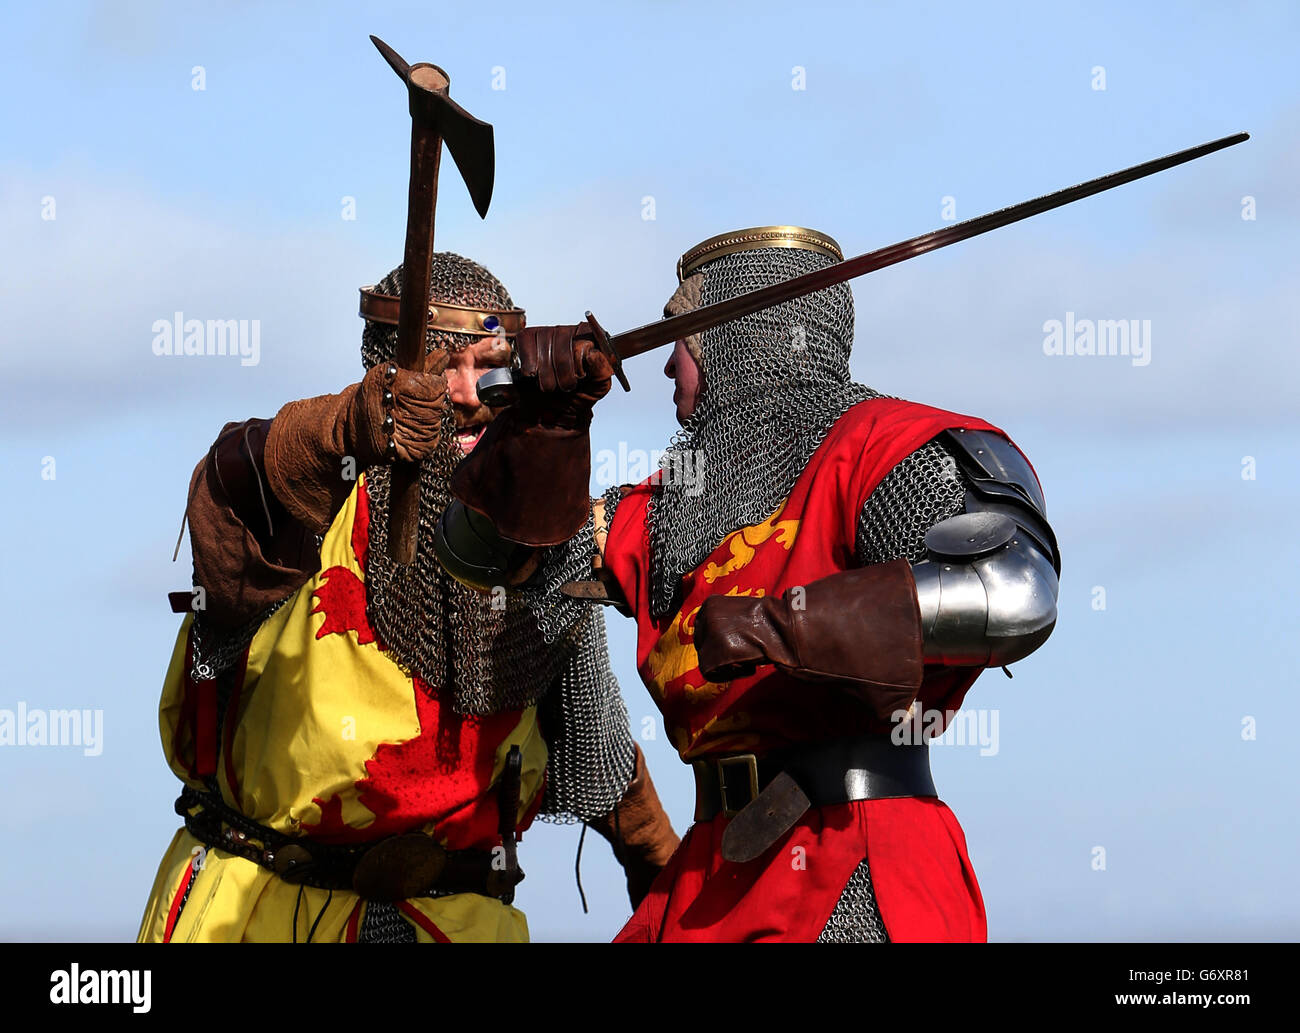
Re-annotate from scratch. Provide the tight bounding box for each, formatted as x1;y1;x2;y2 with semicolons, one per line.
610;132;1249;361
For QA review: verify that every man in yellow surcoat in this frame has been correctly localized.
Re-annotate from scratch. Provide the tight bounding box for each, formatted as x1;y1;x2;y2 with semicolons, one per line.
138;255;679;943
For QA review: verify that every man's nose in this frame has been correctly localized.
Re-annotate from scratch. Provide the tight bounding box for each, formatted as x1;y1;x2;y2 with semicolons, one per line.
446;368;479;408
664;350;677;379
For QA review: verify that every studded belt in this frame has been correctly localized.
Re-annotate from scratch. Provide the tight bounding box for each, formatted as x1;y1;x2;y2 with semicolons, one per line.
175;768;525;904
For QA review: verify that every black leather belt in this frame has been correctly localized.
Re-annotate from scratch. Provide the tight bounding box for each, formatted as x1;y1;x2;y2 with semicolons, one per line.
176;748;527;903
693;735;936;823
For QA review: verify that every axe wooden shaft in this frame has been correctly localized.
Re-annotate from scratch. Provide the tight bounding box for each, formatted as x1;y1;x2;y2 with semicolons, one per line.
387;73;448;565
395;112;444;371
385;59;451;566
372;35;494;563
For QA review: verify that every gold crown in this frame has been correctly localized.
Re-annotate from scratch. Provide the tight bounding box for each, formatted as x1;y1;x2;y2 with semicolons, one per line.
358;287;526;337
677;225;843;282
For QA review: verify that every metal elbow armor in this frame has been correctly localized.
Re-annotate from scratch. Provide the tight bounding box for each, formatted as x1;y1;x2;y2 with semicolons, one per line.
911;428;1061;667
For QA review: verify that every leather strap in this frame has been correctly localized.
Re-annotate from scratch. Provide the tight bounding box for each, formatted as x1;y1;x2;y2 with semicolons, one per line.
176;787;523;902
492;746;523;903
720;772;811;864
693;735;936;823
559;568;632;616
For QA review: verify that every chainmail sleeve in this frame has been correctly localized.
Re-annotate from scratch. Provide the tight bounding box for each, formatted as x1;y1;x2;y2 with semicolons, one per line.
597;484;628;545
515;497;638;823
535;606;637;823
515;505;603;646
855;435;970;566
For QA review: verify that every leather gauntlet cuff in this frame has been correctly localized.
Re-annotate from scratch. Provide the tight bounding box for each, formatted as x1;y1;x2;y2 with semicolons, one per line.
209;419;284;546
586;745;681;909
697;559;926;721
264;379;386;536
449;406;593;547
187;419;322;629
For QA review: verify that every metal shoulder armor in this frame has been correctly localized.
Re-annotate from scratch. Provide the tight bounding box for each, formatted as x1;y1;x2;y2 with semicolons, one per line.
911;429;1061;667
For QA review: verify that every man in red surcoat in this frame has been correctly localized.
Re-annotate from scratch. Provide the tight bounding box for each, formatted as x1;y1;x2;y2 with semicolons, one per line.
437;226;1061;941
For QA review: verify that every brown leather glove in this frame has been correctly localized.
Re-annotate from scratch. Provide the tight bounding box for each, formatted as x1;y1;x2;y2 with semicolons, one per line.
450;323;612;547
693;559;926;721
265;357;447;534
585;744;681;910
515;323;613;429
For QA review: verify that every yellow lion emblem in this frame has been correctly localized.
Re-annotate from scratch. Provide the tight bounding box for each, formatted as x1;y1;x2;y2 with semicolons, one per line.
702;500;799;583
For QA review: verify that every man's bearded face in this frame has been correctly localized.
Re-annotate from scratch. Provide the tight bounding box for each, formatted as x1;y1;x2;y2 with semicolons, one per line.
443;333;513;454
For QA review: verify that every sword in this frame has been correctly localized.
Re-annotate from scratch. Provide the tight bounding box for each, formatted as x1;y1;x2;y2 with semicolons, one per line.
478;131;1248;406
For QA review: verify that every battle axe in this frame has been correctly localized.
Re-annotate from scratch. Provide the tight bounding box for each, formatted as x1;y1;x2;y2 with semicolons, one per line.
371;35;495;564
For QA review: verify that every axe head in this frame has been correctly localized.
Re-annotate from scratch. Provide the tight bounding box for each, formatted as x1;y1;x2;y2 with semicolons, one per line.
370;35;495;219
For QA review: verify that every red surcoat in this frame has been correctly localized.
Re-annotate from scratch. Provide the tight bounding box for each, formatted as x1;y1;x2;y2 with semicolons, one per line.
603;397;1036;942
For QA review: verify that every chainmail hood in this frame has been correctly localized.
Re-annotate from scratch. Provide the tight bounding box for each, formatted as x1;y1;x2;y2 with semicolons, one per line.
188;253;635;824
360;253;517;368
647;242;880;617
359;255;590;716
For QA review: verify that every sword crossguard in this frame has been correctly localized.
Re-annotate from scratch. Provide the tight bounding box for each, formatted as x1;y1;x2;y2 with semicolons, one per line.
585;310;630;393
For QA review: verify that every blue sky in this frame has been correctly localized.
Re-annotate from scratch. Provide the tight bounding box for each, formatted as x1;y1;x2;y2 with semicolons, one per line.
1;0;1297;941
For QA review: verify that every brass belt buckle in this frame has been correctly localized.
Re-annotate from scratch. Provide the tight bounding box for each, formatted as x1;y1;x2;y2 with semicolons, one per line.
717;753;760;818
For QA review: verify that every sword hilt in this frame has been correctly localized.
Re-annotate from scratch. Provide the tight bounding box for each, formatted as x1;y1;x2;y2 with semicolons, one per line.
584;310;630;393
475;313;630;408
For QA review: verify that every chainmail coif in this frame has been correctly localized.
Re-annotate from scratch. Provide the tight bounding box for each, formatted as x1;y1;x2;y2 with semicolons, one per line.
359;256;635;821
183;254;634;833
645;246;975;942
360;256;588;715
648;246;879;617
